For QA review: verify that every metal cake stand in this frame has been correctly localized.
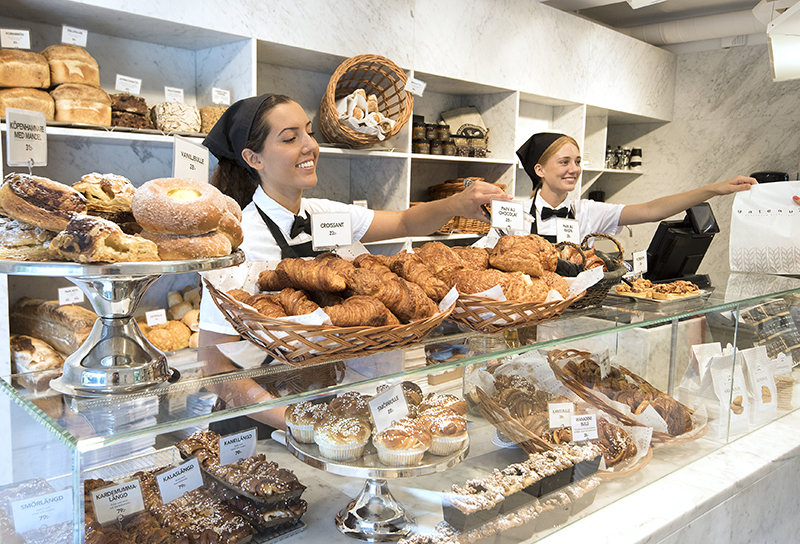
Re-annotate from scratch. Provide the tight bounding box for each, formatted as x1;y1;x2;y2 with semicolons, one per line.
0;251;243;396
286;429;469;542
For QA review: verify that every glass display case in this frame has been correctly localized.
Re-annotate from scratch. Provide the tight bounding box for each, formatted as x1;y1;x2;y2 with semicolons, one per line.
2;271;800;544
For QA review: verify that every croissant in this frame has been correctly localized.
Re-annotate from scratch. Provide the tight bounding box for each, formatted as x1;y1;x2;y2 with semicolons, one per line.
275;258;348;292
245;293;287;318
451;246;489;270
541;270;568;298
257;269;292;292
353;253;392;274
488;235;544;277
414;242;465;287
385;251;449;302
277;288;320;316
348;267;437;323
315;252;356;276
324;295;400;327
227;288;252;303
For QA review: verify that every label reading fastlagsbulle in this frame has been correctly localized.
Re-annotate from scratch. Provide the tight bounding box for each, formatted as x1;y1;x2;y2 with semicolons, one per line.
145;309;168;327
91;480;146;525
10;489;72;534
61;25;88;46
1;29;30;49
156;458;203;504
491;200;524;231
5;108;47;167
115;74;142;95
311;212;352;251
173;136;209;183
212;87;231;105
58;286;84;305
570;414;598;441
548;401;574;429
164;86;184;103
219;428;258;466
369;384;410;433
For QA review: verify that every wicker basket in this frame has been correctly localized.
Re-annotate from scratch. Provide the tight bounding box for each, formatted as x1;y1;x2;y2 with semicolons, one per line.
572;232;628;308
424;178;503;235
319;54;413;148
204;279;452;367
449;292;584;334
547;349;707;446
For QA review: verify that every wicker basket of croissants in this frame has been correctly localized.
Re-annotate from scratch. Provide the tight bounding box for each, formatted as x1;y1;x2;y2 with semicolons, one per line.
560;232;628;308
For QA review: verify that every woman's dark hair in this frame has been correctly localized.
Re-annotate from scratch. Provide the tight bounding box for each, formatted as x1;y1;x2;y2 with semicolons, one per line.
211;94;294;209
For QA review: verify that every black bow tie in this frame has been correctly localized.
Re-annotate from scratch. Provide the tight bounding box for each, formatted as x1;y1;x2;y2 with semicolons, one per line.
541;206;570;220
290;213;311;238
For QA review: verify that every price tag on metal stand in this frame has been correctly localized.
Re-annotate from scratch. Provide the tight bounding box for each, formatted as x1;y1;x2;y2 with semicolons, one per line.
570;414;598;441
219;428;257;466
311;212;352;251
633;250;648;274
0;29;30;49
164;86;184;103
5;108;47;167
91;480;146;525
156;458;203;504
10;489;72;534
61;25;88;46
145;309;167;327
369;384;411;433
173;135;209;182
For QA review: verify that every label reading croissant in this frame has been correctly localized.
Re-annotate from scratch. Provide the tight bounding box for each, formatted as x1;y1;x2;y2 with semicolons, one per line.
490;200;524;231
311;212;352;251
91;480;146;525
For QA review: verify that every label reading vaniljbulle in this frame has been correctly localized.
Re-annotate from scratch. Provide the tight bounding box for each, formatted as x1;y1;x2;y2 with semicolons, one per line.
219;428;257;466
156;458;203;504
570;414;598;441
173;136;209;183
58;286;84;305
1;29;30;49
61;25;88;46
311;212;352;251
91;480;145;525
369;384;410;433
548;401;574;429
491;200;524;231
5;108;47;167
10;489;72;534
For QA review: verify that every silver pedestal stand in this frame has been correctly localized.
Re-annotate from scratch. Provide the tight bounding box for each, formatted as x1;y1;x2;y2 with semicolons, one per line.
0;251;243;396
287;430;469;542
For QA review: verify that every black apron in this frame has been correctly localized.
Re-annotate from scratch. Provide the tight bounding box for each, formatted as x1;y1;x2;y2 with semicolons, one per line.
256;204;324;259
529;188;575;244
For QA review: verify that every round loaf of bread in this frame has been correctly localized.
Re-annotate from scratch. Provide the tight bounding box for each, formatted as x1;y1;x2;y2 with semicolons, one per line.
0;172;86;232
0;88;55;120
150;102;201;133
40;44;100;87
0;49;50;88
132;177;229;235
139;229;231;260
50;83;111;126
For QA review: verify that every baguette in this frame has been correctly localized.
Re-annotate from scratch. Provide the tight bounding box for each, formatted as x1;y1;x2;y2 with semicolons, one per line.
9;297;97;355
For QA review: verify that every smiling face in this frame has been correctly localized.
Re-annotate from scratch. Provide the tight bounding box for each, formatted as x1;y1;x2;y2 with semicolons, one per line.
244;100;319;210
535;142;581;205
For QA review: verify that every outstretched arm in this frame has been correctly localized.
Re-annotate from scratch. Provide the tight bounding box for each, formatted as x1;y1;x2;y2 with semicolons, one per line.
361;180;511;242
618;175;756;226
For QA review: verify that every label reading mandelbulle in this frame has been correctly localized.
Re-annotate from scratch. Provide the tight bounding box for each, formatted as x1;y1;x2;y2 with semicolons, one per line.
219;428;257;466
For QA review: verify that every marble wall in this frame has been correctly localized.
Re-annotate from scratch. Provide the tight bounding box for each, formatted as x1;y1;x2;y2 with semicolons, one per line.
606;44;800;286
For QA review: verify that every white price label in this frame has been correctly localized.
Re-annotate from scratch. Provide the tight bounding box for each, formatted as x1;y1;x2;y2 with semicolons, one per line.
219;428;258;466
1;29;31;49
491;200;525;231
570;414;598;441
58;286;84;305
5;108;47;167
548;401;574;429
61;25;88;46
633;250;648;274
10;489;72;534
212;87;231;105
369;384;411;434
91;480;145;525
311;211;352;251
352;200;368;208
156;458;203;504
164;86;184;103
173;136;209;182
404;77;427;97
775;352;793;375
115;74;142;95
597;352;612;379
556;218;580;243
145;309;167;327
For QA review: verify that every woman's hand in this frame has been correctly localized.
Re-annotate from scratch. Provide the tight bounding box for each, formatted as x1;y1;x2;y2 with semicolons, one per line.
709;175;758;196
452;179;513;222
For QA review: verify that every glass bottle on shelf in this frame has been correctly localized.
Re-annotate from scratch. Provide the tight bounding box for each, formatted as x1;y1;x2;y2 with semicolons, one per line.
462;333;511;416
